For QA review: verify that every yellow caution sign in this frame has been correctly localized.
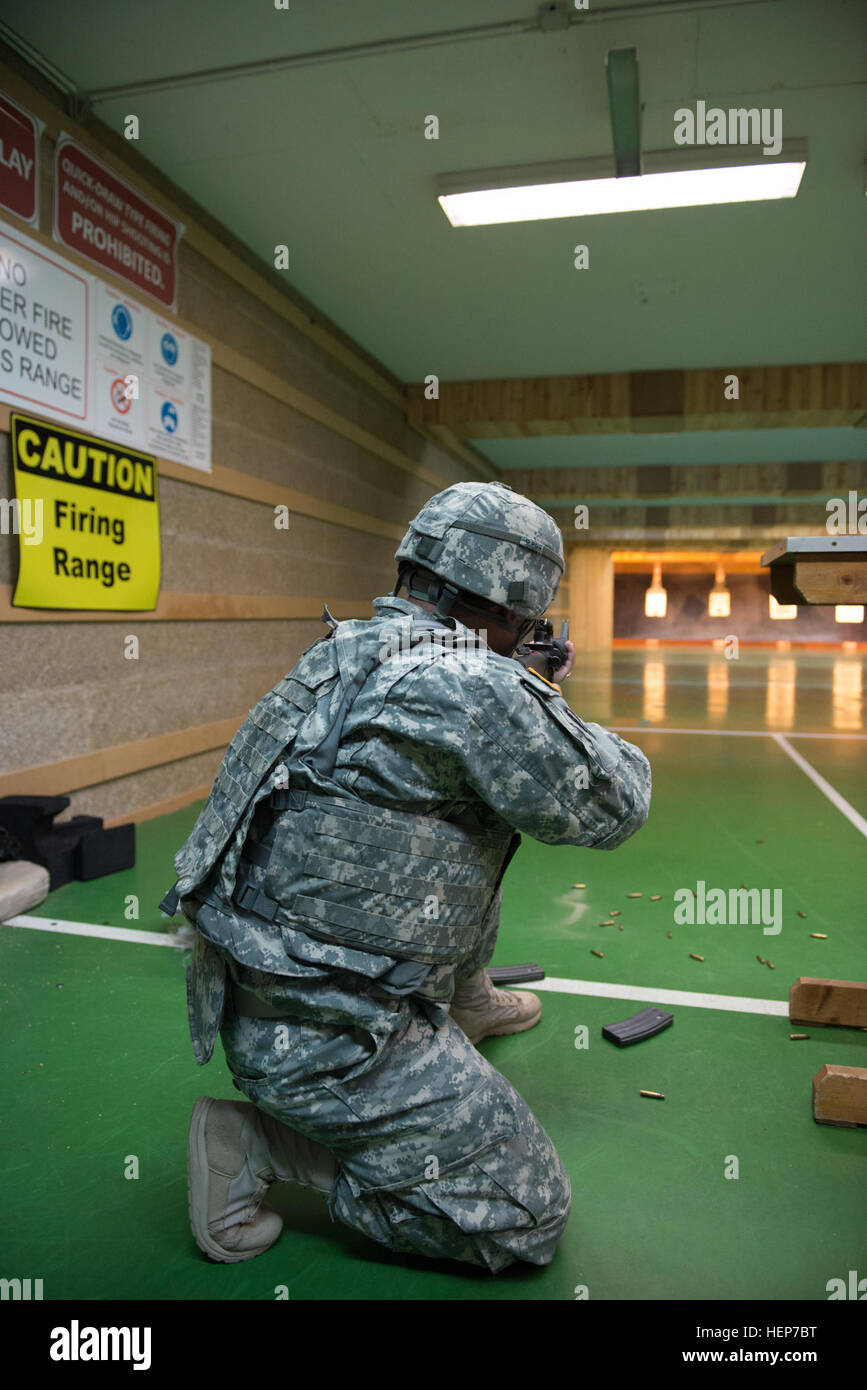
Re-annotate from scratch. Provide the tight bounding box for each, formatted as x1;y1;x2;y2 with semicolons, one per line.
10;412;160;610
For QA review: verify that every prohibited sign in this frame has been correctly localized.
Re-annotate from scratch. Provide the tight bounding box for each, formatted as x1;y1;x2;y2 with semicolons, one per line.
111;377;133;414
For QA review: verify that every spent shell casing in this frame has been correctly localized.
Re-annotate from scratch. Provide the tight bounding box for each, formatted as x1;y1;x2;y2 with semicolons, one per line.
797;911;807;919
810;933;828;939
600;920;615;927
627;893;642;898
590;949;604;958
689;953;705;961
667;930;673;938
610;909;622;916
650;895;662;901
757;955;766;964
789;1033;810;1041
618;924;624;931
640;1090;665;1100
767;961;775;969
573;883;586;889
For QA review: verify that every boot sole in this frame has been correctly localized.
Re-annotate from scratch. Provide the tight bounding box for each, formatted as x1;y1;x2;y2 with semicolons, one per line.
187;1096;278;1265
461;1010;543;1046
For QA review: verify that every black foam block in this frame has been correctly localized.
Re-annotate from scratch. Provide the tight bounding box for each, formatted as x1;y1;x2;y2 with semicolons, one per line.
76;823;136;880
31;826;81;891
0;795;70;836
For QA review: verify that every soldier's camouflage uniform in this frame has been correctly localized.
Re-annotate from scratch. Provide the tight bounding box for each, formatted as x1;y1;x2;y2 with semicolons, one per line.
171;486;651;1274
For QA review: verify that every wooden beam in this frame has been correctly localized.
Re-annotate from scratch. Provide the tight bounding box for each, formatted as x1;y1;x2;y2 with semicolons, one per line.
789;978;867;1030
812;1065;867;1128
408;364;867;437
0;587;376;622
551;525;826;544
546;505;843;540
504;460;863;504
0;717;245;799
790;560;867;605
103;784;211;827
762;538;867;605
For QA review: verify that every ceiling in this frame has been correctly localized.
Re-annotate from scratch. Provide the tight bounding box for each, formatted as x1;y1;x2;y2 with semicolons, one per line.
1;0;864;505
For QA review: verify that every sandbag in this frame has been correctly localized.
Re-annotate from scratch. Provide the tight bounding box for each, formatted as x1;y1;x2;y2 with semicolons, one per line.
0;859;50;921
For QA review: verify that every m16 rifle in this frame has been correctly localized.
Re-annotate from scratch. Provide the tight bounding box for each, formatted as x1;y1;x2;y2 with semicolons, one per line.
514;619;570;682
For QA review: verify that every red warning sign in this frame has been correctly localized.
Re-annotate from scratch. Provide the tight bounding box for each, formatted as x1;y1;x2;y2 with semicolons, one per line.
0;92;41;225
54;134;183;309
111;377;132;414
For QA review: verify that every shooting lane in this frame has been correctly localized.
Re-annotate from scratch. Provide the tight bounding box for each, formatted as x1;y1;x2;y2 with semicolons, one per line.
0;0;864;1338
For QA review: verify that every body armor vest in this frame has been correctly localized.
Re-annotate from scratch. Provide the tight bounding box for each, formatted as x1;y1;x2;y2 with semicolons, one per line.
166;610;519;971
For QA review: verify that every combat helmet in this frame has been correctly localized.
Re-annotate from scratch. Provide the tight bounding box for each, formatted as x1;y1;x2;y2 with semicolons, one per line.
394;480;564;624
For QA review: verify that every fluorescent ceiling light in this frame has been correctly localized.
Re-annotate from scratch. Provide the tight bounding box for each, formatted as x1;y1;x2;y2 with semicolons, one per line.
437;143;807;227
439;162;805;226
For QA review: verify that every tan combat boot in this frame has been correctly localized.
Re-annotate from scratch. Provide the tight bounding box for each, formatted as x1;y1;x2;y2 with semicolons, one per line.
187;1096;337;1263
449;969;542;1046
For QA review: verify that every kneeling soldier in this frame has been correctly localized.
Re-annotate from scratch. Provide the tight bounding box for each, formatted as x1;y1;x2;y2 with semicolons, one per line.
162;481;651;1273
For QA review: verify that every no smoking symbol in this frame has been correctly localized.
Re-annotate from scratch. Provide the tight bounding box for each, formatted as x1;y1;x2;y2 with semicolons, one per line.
111;378;132;414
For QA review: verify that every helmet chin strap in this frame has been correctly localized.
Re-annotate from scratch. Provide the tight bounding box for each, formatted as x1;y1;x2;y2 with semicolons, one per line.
431;582;460;621
398;565;459;623
398;565;538;650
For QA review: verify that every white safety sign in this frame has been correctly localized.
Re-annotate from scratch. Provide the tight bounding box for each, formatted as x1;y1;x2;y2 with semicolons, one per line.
0;218;212;472
0;221;90;423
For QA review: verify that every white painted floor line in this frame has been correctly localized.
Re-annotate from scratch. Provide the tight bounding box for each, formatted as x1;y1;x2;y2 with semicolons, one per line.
519;977;788;1016
3;915;179;947
771;734;867;840
3;915;788;1018
611;725;867;740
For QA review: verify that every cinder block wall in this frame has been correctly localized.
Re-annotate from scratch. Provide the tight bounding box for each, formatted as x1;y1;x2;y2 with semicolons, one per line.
0;88;477;828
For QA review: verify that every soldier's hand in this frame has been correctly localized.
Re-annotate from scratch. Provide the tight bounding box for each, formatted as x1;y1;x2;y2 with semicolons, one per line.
552;640;575;683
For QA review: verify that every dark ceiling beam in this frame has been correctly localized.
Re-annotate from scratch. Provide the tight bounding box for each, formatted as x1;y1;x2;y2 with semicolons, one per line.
407;365;867;437
503;459;865;503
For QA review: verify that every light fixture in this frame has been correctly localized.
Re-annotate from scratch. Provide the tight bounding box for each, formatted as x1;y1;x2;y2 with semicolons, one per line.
769;595;797;620
835;605;865;623
645;562;667;618
708;566;731;618
437;143;807;227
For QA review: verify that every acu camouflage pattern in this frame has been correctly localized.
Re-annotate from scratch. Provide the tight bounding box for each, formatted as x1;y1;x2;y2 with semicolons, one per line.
219;940;573;1272
257;794;515;963
171;576;651;1271
175;594;650;1034
185;930;227;1066
394;480;564;619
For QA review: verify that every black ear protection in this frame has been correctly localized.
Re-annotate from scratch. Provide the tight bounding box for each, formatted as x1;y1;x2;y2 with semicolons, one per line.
394;563;540;647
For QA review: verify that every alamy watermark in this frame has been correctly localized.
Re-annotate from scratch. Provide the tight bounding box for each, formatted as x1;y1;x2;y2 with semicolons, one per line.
674;102;782;157
674;881;782;936
826;491;866;535
0;496;42;545
378;626;490;674
49;1321;152;1369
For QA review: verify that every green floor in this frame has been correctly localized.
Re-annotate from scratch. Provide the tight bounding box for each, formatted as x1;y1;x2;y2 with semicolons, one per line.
2;647;865;1299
